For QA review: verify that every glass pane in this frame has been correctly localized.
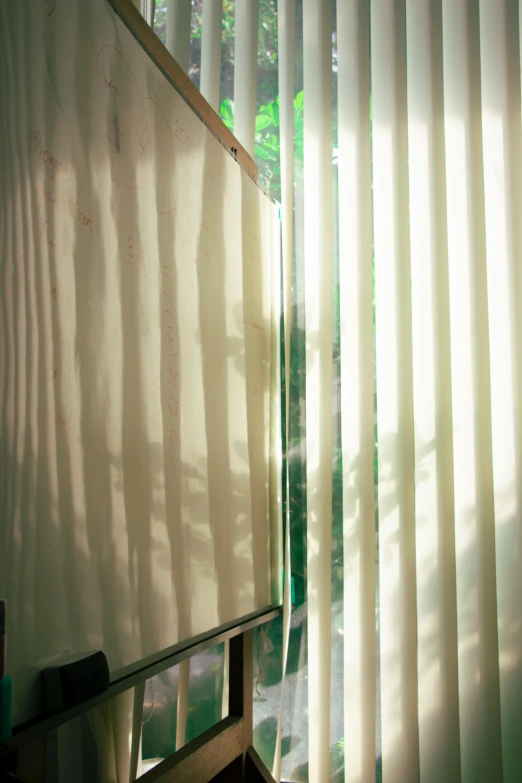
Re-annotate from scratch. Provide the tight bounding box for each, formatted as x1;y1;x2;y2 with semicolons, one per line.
142;664;179;767
141;641;225;770
186;643;226;742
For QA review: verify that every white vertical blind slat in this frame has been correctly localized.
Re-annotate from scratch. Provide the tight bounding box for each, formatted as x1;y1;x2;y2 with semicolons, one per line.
166;0;192;73
405;1;461;781
200;0;222;111
278;0;294;340
303;0;333;779
479;1;522;780
371;1;419;781
442;2;504;780
142;0;155;27
337;1;375;781
272;2;294;777
233;0;259;156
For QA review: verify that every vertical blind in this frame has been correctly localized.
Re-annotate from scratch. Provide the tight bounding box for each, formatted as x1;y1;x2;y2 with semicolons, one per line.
273;1;294;780
166;0;192;71
233;0;259;156
372;1;419;780
200;0;223;109
303;0;334;778
337;1;375;781
152;1;522;781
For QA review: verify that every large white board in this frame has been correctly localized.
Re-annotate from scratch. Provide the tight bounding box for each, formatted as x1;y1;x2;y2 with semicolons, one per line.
0;0;281;725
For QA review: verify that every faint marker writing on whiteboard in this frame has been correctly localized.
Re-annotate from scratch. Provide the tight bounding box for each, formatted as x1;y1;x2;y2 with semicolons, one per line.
43;221;55;248
123;235;159;288
34;130;69;179
162;265;171;300
162;310;179;358
107;113;124;153
243;317;264;333
105;77;120;100
67;198;93;232
97;45;151;169
42;182;94;235
43;0;56;17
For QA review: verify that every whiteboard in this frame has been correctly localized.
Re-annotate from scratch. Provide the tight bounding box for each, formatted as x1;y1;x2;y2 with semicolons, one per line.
0;0;281;725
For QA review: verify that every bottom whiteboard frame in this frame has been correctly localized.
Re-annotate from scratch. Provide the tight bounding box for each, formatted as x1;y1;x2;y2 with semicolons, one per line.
1;604;282;755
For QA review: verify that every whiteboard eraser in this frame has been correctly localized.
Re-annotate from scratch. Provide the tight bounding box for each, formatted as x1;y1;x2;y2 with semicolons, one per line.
42;650;109;713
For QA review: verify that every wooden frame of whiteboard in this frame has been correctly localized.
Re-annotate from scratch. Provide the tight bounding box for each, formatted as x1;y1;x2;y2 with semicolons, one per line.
107;0;258;182
0;606;281;782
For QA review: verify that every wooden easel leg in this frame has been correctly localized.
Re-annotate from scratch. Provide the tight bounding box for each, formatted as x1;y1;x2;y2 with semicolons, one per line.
245;747;277;782
227;629;253;780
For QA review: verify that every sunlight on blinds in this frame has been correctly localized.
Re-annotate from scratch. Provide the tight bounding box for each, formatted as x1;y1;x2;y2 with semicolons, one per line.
303;0;333;780
200;0;222;110
406;2;461;781
191;0;522;780
479;1;522;779
371;1;419;780
337;1;376;782
233;0;259;155
166;0;191;71
442;3;503;781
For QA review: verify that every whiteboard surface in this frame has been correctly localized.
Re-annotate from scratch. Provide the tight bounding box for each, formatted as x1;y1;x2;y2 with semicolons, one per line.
0;0;281;725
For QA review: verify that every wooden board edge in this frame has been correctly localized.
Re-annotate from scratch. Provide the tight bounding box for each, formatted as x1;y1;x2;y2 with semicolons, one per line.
137;716;243;783
106;0;258;183
246;746;277;782
2;607;282;756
